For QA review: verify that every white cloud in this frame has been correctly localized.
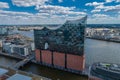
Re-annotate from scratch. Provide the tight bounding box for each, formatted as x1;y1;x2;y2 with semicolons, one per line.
95;5;105;9
95;4;120;12
0;10;33;16
12;0;49;7
86;1;120;13
58;0;63;3
0;0;87;25
105;0;114;3
36;5;75;12
91;9;101;13
0;9;119;24
0;2;9;9
88;15;120;24
104;5;120;12
116;0;120;2
0;9;86;25
36;5;86;16
11;0;86;17
3;0;120;24
92;14;109;18
105;0;120;3
85;2;104;6
0;12;119;25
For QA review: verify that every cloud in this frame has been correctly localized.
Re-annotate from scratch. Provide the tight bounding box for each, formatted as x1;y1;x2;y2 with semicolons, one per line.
0;2;9;9
104;5;120;12
0;0;87;25
0;10;33;16
0;13;64;25
0;9;86;25
85;2;104;6
3;0;120;24
1;12;119;25
87;17;120;24
87;13;120;24
105;0;114;3
95;4;120;12
36;5;86;16
92;14;109;17
12;0;49;7
116;0;120;2
91;9;101;13
11;0;86;17
87;1;120;13
105;0;120;3
58;0;63;3
0;9;119;24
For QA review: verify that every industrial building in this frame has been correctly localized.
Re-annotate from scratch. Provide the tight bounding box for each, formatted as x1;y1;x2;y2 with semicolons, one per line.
34;16;87;74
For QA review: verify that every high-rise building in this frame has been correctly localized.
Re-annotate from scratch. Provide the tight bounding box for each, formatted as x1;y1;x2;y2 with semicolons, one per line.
34;16;87;74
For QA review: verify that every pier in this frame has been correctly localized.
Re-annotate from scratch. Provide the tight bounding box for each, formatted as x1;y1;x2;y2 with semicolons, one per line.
13;56;34;69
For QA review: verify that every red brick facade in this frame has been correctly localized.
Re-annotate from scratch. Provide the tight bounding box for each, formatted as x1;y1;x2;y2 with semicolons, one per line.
35;49;85;72
41;50;52;64
53;52;65;67
35;49;40;62
67;54;85;71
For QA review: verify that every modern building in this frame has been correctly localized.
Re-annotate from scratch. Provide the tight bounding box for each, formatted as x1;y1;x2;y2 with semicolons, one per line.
34;16;87;74
2;38;32;56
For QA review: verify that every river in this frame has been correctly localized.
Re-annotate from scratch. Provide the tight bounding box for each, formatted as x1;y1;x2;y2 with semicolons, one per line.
0;30;120;80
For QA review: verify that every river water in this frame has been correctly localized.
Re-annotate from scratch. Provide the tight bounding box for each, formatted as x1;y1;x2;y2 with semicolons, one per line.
0;30;120;80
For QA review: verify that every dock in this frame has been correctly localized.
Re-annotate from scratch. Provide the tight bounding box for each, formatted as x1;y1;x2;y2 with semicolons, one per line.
13;56;34;69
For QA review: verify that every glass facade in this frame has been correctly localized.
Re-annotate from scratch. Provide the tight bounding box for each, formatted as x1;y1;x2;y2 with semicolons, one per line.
34;16;87;55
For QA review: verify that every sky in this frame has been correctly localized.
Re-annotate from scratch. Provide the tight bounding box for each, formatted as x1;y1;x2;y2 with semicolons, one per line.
0;0;120;25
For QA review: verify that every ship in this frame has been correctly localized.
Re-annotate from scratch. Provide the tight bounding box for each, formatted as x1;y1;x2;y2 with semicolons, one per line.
90;62;120;80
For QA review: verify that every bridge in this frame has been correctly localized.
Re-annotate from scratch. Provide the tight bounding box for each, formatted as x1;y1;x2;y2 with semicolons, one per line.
13;55;34;69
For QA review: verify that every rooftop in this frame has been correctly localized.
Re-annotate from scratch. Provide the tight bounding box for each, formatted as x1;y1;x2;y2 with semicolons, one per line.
0;68;8;75
7;74;32;80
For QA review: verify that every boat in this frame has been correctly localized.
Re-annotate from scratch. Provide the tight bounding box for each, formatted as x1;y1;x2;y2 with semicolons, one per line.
90;62;120;80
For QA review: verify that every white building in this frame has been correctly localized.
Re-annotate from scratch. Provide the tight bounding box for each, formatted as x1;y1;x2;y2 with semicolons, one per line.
2;42;31;56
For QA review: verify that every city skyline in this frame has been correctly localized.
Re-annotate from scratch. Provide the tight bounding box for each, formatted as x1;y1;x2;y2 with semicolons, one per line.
0;0;120;24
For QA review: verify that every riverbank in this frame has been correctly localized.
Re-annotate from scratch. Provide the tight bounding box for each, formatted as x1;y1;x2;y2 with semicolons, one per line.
86;37;120;43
